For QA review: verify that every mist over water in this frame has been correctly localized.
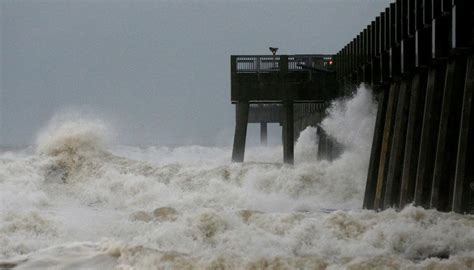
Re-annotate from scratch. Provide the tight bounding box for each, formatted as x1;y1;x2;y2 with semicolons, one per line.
0;86;473;269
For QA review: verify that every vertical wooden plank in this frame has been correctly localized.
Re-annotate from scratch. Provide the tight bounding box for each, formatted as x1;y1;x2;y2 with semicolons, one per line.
431;0;442;18
362;28;369;82
384;8;391;51
389;3;397;47
431;57;467;210
395;0;403;43
407;0;417;36
452;55;474;213
374;82;400;209
356;33;362;82
415;0;432;67
380;9;390;83
390;3;402;78
364;90;388;209
432;8;450;59
401;0;416;74
369;24;374;61
372;17;382;86
441;0;451;14
365;25;373;84
344;46;349;78
423;0;432;23
451;0;474;50
350;40;355;76
384;78;412;208
400;70;428;207
414;62;447;207
362;29;367;65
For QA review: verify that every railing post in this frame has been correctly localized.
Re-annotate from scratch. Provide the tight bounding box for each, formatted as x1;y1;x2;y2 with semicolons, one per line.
280;55;288;74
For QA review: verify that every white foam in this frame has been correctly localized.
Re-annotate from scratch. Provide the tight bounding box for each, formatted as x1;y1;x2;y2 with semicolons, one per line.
1;86;473;269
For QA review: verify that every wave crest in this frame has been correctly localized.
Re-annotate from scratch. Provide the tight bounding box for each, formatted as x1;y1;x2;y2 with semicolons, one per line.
35;116;112;182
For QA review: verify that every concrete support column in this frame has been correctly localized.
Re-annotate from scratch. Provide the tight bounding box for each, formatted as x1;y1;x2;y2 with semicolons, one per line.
283;101;294;165
384;78;411;209
452;55;474;214
231;101;250;162
260;122;268;146
431;57;467;211
414;62;447;207
364;90;388;209
374;82;400;210
399;70;428;208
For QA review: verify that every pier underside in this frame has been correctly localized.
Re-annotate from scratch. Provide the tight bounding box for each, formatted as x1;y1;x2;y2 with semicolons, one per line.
230;55;339;164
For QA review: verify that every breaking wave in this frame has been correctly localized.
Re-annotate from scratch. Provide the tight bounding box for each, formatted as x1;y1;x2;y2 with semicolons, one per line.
0;86;473;269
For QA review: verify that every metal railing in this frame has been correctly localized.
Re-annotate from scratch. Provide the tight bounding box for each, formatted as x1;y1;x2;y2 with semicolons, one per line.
234;55;333;73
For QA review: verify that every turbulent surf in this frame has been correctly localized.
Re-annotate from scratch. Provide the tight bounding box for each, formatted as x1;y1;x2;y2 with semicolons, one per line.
1;87;473;269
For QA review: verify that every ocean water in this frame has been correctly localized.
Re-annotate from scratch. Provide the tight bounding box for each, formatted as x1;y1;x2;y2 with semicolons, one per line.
1;87;473;269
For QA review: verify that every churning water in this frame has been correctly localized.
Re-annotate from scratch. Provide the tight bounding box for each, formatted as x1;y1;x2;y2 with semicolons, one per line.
0;87;473;269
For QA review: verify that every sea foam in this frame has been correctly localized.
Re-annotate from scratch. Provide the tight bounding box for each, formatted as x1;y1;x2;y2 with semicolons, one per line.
1;85;473;269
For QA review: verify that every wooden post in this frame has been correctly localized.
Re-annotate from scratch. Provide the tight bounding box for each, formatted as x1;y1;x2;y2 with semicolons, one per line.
389;3;401;78
260;122;268;146
231;101;250;162
317;125;328;160
374;82;400;209
414;5;432;68
431;57;467;211
384;78;411;208
371;17;381;86
364;90;388;209
380;9;391;84
452;55;474;213
283;101;294;165
414;62;447;207
399;70;428;207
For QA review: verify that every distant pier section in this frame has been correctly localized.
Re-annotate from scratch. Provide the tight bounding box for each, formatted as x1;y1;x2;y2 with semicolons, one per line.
230;54;339;164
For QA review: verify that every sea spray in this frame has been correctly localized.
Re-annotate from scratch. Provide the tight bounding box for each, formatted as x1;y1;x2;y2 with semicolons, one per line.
1;86;473;269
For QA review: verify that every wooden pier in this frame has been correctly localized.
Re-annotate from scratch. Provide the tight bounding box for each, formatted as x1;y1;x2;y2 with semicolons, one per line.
230;55;338;164
332;0;473;213
230;0;473;213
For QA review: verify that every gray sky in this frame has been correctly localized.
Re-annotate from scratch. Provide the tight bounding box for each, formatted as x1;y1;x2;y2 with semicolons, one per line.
1;0;391;147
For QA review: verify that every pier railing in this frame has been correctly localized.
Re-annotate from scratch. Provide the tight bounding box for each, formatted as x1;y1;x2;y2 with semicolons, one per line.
234;55;333;73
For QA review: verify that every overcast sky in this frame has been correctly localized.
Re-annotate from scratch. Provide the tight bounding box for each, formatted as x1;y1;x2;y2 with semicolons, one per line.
0;0;392;147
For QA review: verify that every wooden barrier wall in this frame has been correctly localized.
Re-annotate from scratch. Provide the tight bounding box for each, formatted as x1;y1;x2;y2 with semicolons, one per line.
333;0;474;213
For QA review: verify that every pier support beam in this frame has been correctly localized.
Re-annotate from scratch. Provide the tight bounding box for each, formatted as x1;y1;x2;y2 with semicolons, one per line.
260;122;268;146
384;78;411;209
414;62;447;207
431;57;467;211
399;70;428;208
453;55;474;214
317;125;328;160
231;101;249;162
283;102;294;165
374;82;400;209
364;90;388;209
